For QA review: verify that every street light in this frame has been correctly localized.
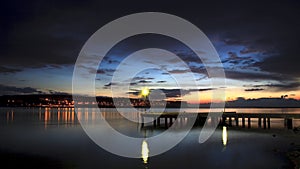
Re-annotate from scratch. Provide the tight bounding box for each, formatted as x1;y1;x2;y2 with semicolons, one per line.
141;87;150;112
141;87;150;98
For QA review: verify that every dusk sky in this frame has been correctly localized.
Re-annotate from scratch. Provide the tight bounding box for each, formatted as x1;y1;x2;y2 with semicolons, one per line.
1;0;299;103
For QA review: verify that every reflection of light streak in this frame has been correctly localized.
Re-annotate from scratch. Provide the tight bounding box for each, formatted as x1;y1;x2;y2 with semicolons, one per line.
45;108;51;129
141;140;149;164
77;111;82;121
222;126;228;146
64;111;68;121
11;110;14;121
71;111;75;123
58;110;60;121
85;111;88;121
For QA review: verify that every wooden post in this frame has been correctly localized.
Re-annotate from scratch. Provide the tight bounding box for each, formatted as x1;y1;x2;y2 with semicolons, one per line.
157;117;160;127
242;117;245;128
258;118;261;128
287;118;293;129
229;117;232;126
263;118;266;129
222;116;226;125
141;115;144;127
267;118;270;129
165;117;168;128
248;118;251;128
153;118;156;127
196;115;199;125
169;117;173;126
235;116;239;127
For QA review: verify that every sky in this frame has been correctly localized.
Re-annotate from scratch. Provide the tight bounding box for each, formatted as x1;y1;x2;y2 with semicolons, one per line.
0;0;300;103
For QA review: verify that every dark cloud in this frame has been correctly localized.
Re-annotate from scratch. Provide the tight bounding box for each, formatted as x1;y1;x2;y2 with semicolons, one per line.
163;88;214;97
77;65;115;77
197;88;214;92
0;1;99;72
222;52;256;69
104;82;117;87
129;82;138;86
132;76;154;81
0;66;22;73
128;76;155;85
2;0;296;72
265;82;300;91
126;90;140;96
96;69;105;74
187;65;285;82
175;50;202;64
225;70;285;81
1;0;299;95
245;82;300;91
138;80;152;84
96;69;115;75
157;81;166;83
254;52;300;77
244;88;264;92
240;48;260;54
168;69;190;74
103;57;120;65
0;84;42;95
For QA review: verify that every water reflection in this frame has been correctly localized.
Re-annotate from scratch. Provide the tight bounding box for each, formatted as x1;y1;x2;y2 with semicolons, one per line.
141;140;149;164
222;126;228;146
42;108;77;129
6;110;14;123
3;107;300;130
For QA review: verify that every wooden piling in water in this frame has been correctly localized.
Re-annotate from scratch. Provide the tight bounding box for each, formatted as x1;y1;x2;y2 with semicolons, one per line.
169;117;173;126
242;117;245;128
287;118;293;129
235;116;239;126
140;112;300;130
263;117;266;129
248;118;251;128
222;117;226;125
165;118;168;128
229;117;232;126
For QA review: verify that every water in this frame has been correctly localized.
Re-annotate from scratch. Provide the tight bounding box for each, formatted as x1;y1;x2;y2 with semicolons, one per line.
1;107;300;169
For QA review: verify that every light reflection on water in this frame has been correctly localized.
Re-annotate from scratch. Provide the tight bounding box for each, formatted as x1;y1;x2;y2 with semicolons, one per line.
222;126;228;146
2;107;300;129
141;140;149;164
0;107;300;169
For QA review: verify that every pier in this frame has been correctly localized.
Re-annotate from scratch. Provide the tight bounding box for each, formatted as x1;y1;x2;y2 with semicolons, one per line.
140;112;300;129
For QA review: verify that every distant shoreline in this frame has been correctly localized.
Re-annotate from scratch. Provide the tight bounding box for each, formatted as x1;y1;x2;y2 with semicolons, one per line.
1;94;300;108
1;106;300;108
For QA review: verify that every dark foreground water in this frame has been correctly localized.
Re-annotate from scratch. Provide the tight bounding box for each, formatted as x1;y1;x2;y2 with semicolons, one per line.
1;107;300;169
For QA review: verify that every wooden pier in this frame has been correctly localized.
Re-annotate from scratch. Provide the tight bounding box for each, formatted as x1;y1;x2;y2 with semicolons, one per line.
140;112;300;129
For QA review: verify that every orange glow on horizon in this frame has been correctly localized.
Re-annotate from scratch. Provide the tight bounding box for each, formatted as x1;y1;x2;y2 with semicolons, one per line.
96;86;300;103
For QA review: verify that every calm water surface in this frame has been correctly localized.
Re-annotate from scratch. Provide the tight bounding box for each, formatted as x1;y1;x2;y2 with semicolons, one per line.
1;107;300;169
